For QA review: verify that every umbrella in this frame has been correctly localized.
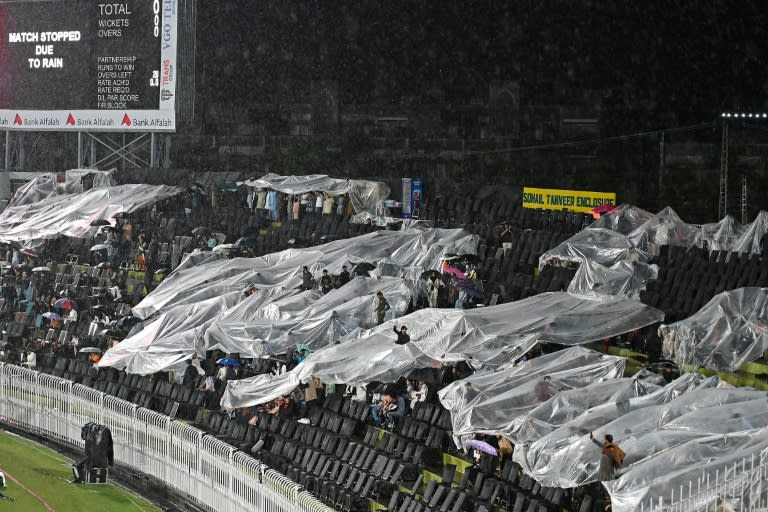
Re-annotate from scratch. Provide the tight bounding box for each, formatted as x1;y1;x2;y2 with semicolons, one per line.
78;347;102;354
90;219;111;226
468;439;498;456
42;312;63;321
90;244;110;252
440;253;459;261
54;298;76;310
20;247;38;257
96;262;111;269
420;269;442;280
216;357;241;367
101;226;121;233
192;227;211;235
31;267;52;273
352;262;376;276
592;204;616;214
116;316;141;329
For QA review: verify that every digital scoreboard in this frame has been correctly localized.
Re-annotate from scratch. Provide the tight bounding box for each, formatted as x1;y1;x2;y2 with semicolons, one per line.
0;0;178;131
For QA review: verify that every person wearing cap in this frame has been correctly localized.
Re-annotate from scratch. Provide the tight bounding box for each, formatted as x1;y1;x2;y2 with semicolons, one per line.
393;324;410;345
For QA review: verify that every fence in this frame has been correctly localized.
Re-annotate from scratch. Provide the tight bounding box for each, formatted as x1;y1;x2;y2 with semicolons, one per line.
0;363;334;512
639;447;768;512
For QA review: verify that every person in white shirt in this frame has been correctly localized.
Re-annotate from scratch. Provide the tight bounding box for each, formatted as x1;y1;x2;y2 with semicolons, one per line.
21;350;36;369
409;380;429;410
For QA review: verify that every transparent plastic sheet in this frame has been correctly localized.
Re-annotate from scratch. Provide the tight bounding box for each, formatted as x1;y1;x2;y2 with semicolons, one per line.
6;170;115;209
221;293;663;409
604;428;768;512
567;259;658;299
660;287;768;372
221;336;427;409
625;206;701;256
507;378;661;445
0;183;180;243
515;373;725;487
700;210;768;254
133;228;479;319
541;205;700;299
437;347;627;438
238;173;390;214
98;292;242;378
205;276;414;357
539;228;644;269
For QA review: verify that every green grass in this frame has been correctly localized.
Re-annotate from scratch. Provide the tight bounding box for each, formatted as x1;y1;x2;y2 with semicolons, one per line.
0;429;162;512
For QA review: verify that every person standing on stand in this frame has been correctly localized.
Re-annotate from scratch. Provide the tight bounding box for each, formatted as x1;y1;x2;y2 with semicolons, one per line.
376;292;390;325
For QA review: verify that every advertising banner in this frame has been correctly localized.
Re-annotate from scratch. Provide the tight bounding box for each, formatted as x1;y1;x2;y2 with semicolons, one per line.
522;187;616;213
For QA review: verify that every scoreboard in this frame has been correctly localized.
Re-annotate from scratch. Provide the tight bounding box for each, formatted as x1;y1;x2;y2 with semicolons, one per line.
0;0;178;131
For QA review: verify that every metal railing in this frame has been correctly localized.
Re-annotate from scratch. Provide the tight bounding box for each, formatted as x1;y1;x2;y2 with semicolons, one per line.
0;363;334;512
638;447;768;512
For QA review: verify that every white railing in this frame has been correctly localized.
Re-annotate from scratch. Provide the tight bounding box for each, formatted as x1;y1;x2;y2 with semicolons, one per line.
637;447;768;512
0;363;334;512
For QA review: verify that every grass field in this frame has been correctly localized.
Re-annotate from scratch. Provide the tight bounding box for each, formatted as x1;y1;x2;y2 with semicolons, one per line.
0;429;162;512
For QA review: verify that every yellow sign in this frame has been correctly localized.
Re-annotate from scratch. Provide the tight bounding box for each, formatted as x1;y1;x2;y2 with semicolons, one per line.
522;187;616;213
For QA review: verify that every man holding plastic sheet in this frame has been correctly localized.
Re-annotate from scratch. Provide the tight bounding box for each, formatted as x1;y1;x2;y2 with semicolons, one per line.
393;324;410;345
589;432;625;481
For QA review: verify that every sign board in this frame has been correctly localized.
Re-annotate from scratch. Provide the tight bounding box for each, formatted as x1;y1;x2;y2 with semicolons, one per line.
0;0;178;131
522;187;616;213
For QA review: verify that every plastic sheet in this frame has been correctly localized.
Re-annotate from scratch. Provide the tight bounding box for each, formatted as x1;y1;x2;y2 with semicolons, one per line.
567;259;658;299
660;287;768;372
700;210;768;254
220;293;663;409
98;292;242;378
238;173;390;214
507;378;661;445
625;206;701;255
0;183;180;243
437;347;627;438
604;428;768;512
205;276;414;357
515;373;725;487
133;228;478;319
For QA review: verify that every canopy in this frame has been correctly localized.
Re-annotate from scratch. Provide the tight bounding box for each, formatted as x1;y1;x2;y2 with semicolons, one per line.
0;183;180;243
205;276;414;357
221;293;663;409
437;347;627;438
238;173;390;214
98;292;242;378
507;377;661;445
660;287;768;372
515;373;733;487
133;228;478;319
604;428;768;512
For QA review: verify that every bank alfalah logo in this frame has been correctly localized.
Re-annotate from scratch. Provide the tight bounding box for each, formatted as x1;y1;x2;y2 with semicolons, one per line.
160;89;174;101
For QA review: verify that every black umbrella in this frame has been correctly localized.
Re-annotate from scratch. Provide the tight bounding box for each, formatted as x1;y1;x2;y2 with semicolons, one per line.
420;269;442;280
90;219;111;226
191;227;211;235
117;316;142;329
352;262;376;276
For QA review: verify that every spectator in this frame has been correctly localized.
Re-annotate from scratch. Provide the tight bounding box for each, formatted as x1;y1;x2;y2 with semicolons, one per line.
182;359;198;387
320;270;333;295
21;350;36;369
534;376;557;402
337;265;350;287
427;271;442;308
382;393;406;429
590;432;625;481
376;292;390;325
409;379;428;410
301;266;314;291
370;394;392;426
393;324;410;345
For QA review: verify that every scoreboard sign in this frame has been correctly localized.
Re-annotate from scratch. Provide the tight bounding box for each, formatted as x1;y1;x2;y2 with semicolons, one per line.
0;0;178;131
